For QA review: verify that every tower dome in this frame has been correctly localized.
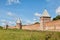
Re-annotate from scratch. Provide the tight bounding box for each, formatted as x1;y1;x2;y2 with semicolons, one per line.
41;9;50;17
16;18;21;23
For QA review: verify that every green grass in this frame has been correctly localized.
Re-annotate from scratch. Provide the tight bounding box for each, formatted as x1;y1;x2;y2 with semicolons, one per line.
0;29;60;40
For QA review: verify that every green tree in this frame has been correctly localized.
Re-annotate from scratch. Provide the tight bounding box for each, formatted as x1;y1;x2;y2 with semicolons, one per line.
34;22;40;24
53;15;60;20
0;26;3;29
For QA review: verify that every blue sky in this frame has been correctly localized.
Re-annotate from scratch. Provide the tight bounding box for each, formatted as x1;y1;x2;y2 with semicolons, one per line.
0;0;60;26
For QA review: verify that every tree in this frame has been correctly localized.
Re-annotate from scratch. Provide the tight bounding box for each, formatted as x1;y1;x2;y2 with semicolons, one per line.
53;15;60;20
34;22;40;24
0;26;3;29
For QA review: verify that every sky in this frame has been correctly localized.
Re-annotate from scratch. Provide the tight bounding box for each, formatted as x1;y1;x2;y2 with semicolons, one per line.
0;0;60;26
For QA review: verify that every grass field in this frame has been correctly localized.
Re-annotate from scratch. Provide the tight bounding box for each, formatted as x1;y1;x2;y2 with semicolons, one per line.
0;29;60;40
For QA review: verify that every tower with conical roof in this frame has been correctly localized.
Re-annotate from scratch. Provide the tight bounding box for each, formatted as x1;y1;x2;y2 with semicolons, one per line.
16;18;22;29
40;9;51;30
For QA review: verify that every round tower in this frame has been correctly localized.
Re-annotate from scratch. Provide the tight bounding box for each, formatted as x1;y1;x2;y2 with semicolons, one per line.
16;18;22;29
40;9;51;30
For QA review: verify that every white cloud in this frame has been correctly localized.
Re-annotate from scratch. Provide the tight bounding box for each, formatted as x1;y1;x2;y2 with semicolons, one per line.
25;19;38;25
1;23;6;26
7;12;13;16
56;6;60;15
8;21;12;24
8;21;15;25
0;19;6;22
0;19;15;26
33;18;37;21
7;0;20;5
0;19;8;26
7;11;20;23
26;20;31;24
7;11;18;19
34;12;41;17
25;20;33;25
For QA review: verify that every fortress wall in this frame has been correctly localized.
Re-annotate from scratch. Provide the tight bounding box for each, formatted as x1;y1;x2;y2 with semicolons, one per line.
45;20;60;31
6;20;60;31
8;26;16;29
6;23;40;30
22;23;40;30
